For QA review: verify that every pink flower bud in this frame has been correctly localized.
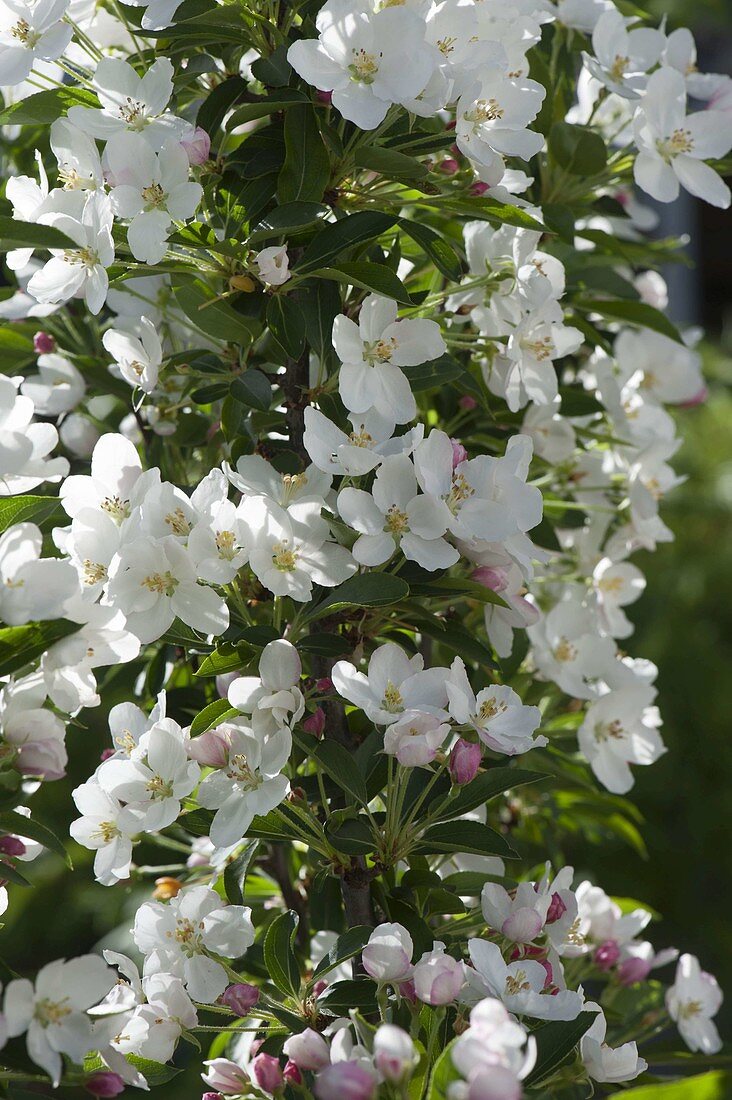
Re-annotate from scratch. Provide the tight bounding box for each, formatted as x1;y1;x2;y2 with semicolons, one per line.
315;1063;376;1100
283;1028;330;1071
470;566;509;593
84;1072;126;1097
449;739;482;785
469;182;490;196
594;940;621;971
459;395;478;410
680;385;708;408
202;1059;249;1095
100;748;115;763
252;1053;284;1094
283;1061;302;1086
397;978;417;1002
546;892;567;924
303;707;326;736
315;677;333;693
203;1094;224;1100
316;90;333;105
220;983;259;1016
187;728;230;768
181;127;211;165
312;979;328;998
450;438;468;467
467;1065;522;1100
413;944;464;1005
618;956;652;986
440;158;459;175
0;836;26;857
33;331;55;354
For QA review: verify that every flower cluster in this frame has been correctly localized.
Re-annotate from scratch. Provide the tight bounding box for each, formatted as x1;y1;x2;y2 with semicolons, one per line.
0;0;728;1095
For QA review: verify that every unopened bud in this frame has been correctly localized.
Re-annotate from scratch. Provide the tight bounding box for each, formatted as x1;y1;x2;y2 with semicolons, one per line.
459;395;478;410
594;940;621;971
303;707;326;737
229;274;257;293
283;1061;302;1086
153;876;184;900
33;331;55;354
471;566;509;593
0;836;26;857
220;982;259;1016
251;1053;284;1094
181;126;211;165
450;438;468;467
100;747;116;763
84;1071;126;1097
315;677;333;693
316;90;333;105
449;739;482;786
618;956;652;986
546;892;567;924
469;182;490;196
187;727;230;768
439;158;459;175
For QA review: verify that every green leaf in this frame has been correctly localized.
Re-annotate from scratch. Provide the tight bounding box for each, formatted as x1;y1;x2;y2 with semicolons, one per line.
195;642;252;677
189;698;237;737
397;218;462;281
325;815;375;855
227;88;310;129
318;978;378;1016
0;86;98;126
251;45;292;88
173;278;259;345
426;1037;460;1100
432;770;547;822
0;496;61;533
248;201;331;244
305;573;409;622
197;75;248;139
126;1055;183;1087
414;820;517;860
427;197;547;233
0;861;31;886
223;840;259;905
354;146;428;180
267;295;306;359
578;298;684;343
298;211;395;272
0;218;77;252
279;104;331;204
402;354;465;392
523;1012;598;1087
314;740;368;805
617;1072;732;1099
419;619;497;669
311;926;373;982
230;370;274;411
263;910;301;998
310;262;412;306
549;122;608;176
0;620;79;678
0;809;71;868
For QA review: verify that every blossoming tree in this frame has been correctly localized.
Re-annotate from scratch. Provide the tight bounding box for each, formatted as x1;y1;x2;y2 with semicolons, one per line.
0;0;729;1096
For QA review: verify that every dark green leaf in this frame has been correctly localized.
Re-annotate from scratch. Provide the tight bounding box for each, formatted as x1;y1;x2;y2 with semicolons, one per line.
189;698;237;737
267;295;306;358
310;262;412;306
223;841;259;905
305;573;409;622
314;740;368;805
298;212;395;272
251;45;292;87
279;105;331;203
0;218;76;252
0;620;79;678
549;122;608;176
197;76;248;139
263;910;301;997
578;298;684;343
248;201;331;244
0;809;71;867
318;978;378;1016
427;1037;460;1100
617;1071;732;1099
432;770;547;822
414;820;517;859
325;815;375;855
173;279;259;345
230;370;273;411
195;643;252;677
0;496;61;533
402;354;464;391
0;87;98;126
524;1013;598;1087
227;88;310;129
397;219;462;281
311;926;372;981
354;146;428;180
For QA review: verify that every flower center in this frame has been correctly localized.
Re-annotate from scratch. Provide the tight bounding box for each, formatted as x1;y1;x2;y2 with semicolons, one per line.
466;98;504;125
63;246;100;269
115;729;137;755
272;540;298;571
118;97;147;126
215;529;238;560
594;719;624;743
553;637;577;663
477;696;508;725
349;429;374;448
95;820;120;843
446;472;474;513
382;681;404;713
165;508;191;536
146;773;174;799
101;494;130;523
281;472;307;503
83;559;108;586
678;999;703;1019
142;570;179;596
505;971;531;995
364;337;398;364
227;753;263;789
11;18;40;45
437;35;457;56
609;54;629;81
169;917;204;954
657;128;694;161
141;182;166;208
522;336;555;361
349;48;381;83
385;505;409;534
35;998;72;1027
